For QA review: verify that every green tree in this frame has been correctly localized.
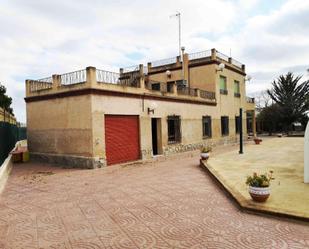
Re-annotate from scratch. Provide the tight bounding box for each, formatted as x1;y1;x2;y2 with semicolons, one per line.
267;72;309;132
0;83;14;115
256;104;283;135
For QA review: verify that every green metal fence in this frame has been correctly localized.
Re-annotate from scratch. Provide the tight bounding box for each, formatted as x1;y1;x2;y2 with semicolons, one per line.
0;122;27;165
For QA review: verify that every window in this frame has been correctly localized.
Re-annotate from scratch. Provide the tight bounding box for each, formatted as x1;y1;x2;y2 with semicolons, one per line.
234;80;240;97
235;116;240;134
167;116;181;143
202;116;212;138
167;82;174;93
176;80;187;88
151;83;161;91
221;116;229;136
219;76;228;94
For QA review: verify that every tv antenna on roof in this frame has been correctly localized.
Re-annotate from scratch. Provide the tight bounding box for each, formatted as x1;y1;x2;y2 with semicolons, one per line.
170;11;181;56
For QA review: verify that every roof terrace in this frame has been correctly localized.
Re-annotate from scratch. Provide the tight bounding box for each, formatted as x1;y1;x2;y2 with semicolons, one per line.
121;48;246;75
25;66;216;105
25;49;249;105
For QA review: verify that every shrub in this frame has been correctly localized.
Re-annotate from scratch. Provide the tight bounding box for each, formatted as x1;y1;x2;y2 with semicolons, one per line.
246;171;274;187
201;146;212;153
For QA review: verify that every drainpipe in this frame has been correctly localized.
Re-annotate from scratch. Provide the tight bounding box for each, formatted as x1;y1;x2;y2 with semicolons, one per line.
181;46;186;86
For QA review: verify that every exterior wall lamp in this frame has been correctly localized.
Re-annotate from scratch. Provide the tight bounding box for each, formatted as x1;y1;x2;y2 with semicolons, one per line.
148;101;158;115
166;70;172;78
216;63;225;73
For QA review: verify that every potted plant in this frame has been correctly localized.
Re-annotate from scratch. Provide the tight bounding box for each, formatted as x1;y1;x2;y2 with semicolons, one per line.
200;146;212;160
253;137;262;144
246;171;274;202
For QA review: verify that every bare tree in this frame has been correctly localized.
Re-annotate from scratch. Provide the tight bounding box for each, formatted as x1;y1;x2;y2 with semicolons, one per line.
254;90;272;111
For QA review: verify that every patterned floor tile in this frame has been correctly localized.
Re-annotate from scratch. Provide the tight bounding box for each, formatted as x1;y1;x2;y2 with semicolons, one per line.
0;156;308;249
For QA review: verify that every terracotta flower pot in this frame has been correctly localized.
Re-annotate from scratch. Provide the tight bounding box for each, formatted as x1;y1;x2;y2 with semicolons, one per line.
201;152;210;160
254;138;262;145
249;186;270;202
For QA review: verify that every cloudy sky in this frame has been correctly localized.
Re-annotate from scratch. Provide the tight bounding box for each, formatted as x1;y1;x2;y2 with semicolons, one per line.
1;0;308;122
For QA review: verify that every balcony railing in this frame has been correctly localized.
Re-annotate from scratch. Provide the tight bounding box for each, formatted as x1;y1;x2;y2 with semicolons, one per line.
96;69;120;84
151;57;177;67
122;65;139;73
29;77;53;92
27;67;217;103
188;50;211;61
231;58;242;69
200;90;216;100
177;86;198;97
216;51;229;62
246;97;255;103
60;69;86;85
97;69;140;87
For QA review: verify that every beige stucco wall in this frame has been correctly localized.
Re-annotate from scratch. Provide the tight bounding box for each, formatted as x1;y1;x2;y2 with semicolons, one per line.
26;95;93;157
90;94;247;161
26;58;254;167
189;64;217;92
148;70;183;84
216;69;246;116
27;86;250;165
147;62;249;121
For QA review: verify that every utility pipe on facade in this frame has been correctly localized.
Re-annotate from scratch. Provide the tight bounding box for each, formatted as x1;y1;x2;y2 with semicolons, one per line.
181;46;186;86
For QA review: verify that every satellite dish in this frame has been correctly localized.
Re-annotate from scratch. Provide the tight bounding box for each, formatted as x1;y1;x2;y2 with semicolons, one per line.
166;70;171;76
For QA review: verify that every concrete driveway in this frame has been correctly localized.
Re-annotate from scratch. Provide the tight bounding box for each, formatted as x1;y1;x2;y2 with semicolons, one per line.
0;154;309;248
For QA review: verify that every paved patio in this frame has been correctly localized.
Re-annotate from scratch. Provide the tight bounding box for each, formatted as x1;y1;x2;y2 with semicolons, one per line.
0;152;309;249
202;137;309;220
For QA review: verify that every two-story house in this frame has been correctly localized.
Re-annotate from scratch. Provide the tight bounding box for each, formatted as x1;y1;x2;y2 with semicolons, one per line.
25;48;255;168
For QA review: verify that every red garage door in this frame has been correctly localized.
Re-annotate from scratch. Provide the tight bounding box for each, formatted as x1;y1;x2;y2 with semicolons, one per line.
105;115;140;165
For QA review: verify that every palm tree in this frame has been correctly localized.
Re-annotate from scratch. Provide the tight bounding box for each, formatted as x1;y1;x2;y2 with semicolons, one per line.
267;72;309;132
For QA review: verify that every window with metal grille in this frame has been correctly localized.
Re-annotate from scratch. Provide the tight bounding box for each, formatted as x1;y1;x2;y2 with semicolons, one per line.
167;82;174;93
221;116;229;136
151;83;161;91
167;116;181;144
235;116;240;134
202;116;212;138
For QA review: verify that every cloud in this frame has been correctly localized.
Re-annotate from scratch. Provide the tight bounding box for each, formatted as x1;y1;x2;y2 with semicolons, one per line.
0;0;308;122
